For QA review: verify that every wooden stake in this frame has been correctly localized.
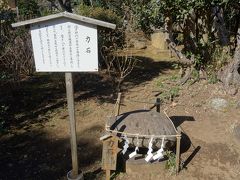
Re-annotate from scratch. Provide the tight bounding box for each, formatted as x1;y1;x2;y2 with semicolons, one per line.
115;92;122;116
102;136;120;180
65;72;79;178
156;98;160;113
106;169;111;180
175;134;181;175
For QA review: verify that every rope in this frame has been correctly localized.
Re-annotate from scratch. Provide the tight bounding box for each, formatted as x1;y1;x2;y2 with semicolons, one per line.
105;127;181;138
123;98;161;105
163;111;179;134
111;96;163;105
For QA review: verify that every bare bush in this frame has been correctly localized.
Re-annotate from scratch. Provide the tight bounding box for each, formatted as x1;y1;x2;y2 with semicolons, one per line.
0;31;35;80
101;46;139;92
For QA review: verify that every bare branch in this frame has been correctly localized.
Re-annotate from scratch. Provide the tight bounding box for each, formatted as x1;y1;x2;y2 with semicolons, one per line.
166;39;195;65
100;46;139;92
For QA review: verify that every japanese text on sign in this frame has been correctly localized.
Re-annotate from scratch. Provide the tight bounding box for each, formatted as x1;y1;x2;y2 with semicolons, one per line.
30;18;98;72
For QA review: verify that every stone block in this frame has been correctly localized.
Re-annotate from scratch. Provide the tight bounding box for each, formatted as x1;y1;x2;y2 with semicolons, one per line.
151;31;168;50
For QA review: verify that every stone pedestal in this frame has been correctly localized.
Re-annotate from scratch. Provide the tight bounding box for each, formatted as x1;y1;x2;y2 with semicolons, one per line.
125;154;166;174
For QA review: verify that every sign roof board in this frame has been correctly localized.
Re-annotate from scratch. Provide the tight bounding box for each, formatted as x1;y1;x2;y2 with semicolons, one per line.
12;11;116;29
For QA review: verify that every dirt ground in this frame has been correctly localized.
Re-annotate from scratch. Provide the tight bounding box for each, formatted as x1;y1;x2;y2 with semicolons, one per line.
0;47;240;180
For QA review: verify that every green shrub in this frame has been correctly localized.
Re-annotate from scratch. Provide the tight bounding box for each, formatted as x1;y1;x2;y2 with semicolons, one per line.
191;69;200;80
75;4;125;68
0;7;16;49
75;4;122;26
159;86;180;102
211;46;232;69
165;151;176;174
157;76;180;102
18;0;40;19
208;71;218;84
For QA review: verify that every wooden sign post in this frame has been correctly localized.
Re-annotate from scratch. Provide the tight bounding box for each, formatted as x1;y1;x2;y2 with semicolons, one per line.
65;72;78;177
12;12;116;179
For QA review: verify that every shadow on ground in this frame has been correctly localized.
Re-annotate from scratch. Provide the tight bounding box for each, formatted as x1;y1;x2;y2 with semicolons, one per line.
169;115;201;170
0;125;103;180
0;56;176;131
170;116;195;128
0;56;176;179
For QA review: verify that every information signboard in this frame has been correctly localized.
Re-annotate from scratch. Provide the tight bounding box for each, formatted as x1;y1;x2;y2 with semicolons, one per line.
30;18;98;72
12;12;116;179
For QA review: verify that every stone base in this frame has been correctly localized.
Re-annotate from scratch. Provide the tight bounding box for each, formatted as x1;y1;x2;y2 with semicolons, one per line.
125;154;166;174
67;170;84;180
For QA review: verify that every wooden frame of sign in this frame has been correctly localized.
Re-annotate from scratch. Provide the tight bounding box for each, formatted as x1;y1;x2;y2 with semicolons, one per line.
12;12;116;179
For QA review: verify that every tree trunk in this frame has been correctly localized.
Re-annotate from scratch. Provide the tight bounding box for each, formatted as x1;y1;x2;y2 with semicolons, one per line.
164;16;173;42
233;12;240;50
218;27;240;95
212;6;229;46
164;15;195;84
183;10;197;53
58;0;72;12
164;16;194;66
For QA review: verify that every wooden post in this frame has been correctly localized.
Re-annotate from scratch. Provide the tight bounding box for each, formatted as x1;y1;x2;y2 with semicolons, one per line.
65;72;79;178
101;136;120;180
175;134;181;175
115;93;122;116
106;170;111;180
156;98;160;113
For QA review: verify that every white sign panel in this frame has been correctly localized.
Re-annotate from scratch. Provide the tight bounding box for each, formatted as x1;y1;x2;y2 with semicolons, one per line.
30;18;98;72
